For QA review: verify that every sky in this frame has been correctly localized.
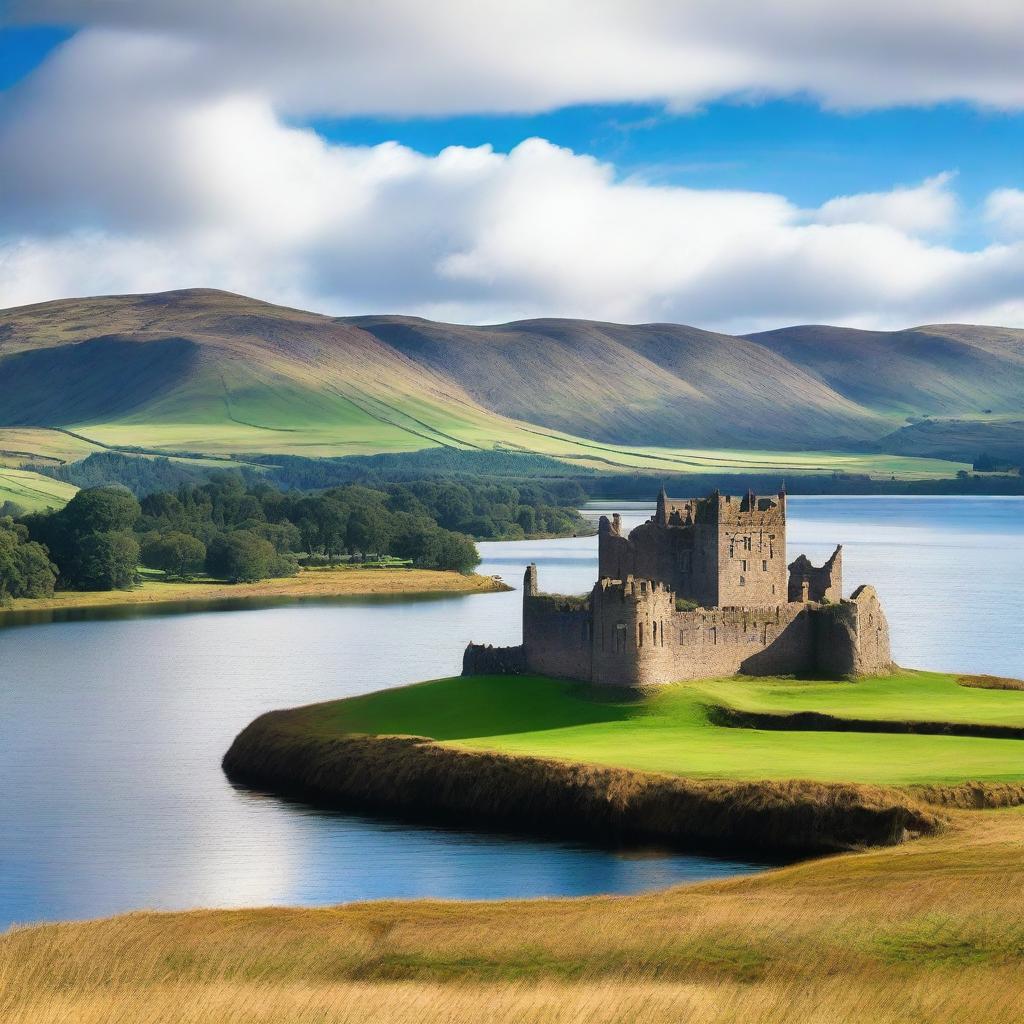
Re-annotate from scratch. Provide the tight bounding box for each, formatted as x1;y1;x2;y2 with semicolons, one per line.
0;2;1023;332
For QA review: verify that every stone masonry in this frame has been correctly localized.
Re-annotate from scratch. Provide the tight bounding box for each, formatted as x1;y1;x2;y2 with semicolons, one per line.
464;488;892;686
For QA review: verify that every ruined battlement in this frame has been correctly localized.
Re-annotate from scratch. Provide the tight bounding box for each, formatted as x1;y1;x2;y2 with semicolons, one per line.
468;488;892;687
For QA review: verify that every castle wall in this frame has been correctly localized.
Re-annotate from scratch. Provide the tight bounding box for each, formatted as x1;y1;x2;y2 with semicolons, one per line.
789;546;843;603
523;592;593;682
514;570;891;687
813;585;892;677
589;591;813;685
463;643;527;676
713;494;787;608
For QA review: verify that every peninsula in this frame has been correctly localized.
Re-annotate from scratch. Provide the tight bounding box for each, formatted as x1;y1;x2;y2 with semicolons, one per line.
223;489;1023;860
0;566;510;618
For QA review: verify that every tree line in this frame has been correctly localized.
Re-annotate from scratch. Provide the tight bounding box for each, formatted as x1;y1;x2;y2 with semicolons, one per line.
2;470;594;595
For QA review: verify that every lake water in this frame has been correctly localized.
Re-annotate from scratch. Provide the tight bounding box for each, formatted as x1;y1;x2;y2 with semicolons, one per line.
1;496;1021;928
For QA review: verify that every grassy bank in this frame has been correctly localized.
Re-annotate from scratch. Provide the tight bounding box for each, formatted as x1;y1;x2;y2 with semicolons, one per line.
3;807;1024;1023
0;567;510;617
222;670;1024;859
233;672;1024;786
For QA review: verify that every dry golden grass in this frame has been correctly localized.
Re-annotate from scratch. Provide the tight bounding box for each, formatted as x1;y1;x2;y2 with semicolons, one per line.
959;674;1024;692
3;810;1024;1023
0;567;509;616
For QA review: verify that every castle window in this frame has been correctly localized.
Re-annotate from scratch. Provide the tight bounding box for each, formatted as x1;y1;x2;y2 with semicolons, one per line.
739;575;746;586
762;560;768;572
638;623;644;647
652;621;657;643
615;622;626;652
741;559;747;572
744;536;752;551
708;626;717;644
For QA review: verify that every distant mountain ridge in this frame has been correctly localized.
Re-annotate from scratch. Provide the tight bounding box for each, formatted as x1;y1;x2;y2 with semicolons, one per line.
1;288;1022;462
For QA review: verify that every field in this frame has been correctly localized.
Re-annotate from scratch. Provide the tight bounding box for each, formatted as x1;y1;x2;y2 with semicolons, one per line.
0;424;971;485
2;798;1024;1021
281;671;1024;786
0;567;508;617
0;466;79;512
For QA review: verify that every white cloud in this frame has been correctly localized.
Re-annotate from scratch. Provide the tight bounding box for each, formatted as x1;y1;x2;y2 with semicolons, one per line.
8;0;1024;114
0;8;1023;331
984;189;1024;239
812;173;958;234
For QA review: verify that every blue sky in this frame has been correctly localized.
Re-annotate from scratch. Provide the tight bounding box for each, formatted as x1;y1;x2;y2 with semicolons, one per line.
317;102;1019;247
0;5;1022;330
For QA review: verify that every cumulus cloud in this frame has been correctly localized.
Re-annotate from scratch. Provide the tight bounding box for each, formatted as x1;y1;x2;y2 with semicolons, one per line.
0;4;1023;330
8;0;1024;113
812;173;958;235
984;189;1024;239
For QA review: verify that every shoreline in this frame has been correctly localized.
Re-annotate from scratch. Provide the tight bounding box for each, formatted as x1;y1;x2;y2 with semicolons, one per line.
0;567;512;618
223;709;942;858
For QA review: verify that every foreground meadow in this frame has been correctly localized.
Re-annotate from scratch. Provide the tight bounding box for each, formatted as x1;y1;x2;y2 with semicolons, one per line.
3;806;1024;1023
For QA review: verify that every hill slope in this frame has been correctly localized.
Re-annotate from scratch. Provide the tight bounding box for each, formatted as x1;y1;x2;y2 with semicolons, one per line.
0;289;543;457
348;316;887;449
745;323;1024;416
0;288;1018;468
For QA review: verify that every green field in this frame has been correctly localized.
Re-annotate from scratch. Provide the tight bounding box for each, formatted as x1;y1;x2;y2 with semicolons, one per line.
0;466;79;512
0;424;971;485
297;671;1024;786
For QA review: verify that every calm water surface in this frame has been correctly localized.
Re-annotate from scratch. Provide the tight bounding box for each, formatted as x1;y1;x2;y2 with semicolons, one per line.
1;497;1020;927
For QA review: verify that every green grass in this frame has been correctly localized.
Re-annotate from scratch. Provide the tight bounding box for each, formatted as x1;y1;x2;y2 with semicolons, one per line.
298;671;1024;786
0;466;78;511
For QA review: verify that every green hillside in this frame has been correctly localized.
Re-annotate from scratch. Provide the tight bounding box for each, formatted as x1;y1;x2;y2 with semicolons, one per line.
746;323;1024;417
350;315;888;449
0;288;1013;477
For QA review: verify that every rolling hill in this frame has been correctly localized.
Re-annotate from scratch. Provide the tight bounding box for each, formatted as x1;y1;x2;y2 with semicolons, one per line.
0;288;1019;481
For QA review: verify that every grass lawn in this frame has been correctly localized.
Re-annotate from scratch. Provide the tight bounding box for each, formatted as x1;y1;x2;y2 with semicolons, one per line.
0;466;79;512
295;671;1024;786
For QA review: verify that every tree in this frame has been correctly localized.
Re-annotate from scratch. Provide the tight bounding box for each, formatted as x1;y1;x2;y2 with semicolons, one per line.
205;530;295;583
0;518;57;600
140;531;207;578
428;530;480;573
21;487;142;591
60;487;141;535
73;530;139;590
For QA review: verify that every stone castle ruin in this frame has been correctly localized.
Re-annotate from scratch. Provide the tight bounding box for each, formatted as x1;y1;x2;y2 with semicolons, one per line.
464;488;891;686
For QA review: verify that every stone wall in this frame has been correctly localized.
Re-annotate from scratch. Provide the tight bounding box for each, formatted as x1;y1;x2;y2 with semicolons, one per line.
516;567;892;686
814;585;892;677
789;546;843;603
588;579;813;685
462;643;527;676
